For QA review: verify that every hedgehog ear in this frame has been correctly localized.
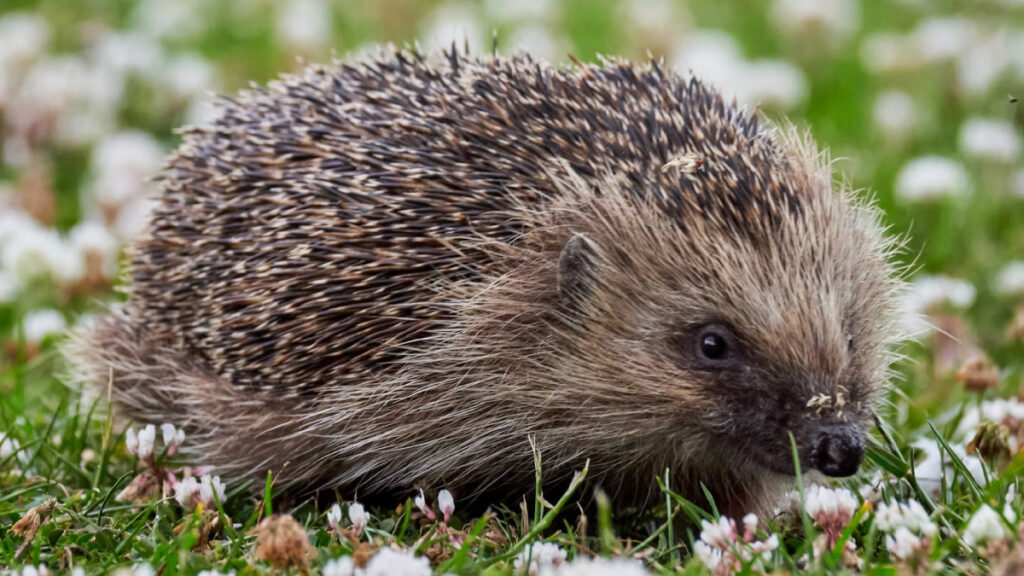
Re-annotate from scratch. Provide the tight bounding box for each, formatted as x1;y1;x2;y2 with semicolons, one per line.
558;233;601;306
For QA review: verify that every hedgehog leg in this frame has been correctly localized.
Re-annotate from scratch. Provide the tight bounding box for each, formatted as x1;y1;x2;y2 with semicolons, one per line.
66;309;310;486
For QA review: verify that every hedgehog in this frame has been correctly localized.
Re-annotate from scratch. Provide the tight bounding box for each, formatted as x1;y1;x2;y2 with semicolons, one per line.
70;48;903;516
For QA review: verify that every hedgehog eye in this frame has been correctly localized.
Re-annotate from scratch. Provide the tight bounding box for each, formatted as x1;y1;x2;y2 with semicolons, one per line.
846;332;854;350
694;324;736;364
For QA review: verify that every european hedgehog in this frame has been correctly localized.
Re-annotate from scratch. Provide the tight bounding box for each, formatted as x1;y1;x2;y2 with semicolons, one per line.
71;48;902;515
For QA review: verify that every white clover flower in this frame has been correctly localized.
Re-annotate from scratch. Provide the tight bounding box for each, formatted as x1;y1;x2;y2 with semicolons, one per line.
0;12;50;69
327;503;342;530
860;33;919;75
699;516;735;548
70;220;120;279
912;438;986;496
901;274;976;338
21;309;66;344
199;474;226;505
89;131;164;208
161;52;215;103
322;556;355;576
420;2;486;52
742;513;758;533
160;423;185;448
956;32;1010;97
872;90;915;141
113;198;159;242
363;548;431;576
136;424;156;459
15;566;50;576
769;0;860;47
506;25;571;65
131;0;207;40
894;156;970;203
91;31;163;78
2;219;83;288
437;489;455;521
125;427;139;455
886;526;923;560
804;485;857;522
514;541;566;575
482;0;556;23
912;17;976;64
693;540;723;571
111;564;156;576
349;502;369;533
959;118;1021;163
174;475;200;508
71;567;85;576
874;500;936;536
1;433;20;459
275;0;333;52
196;571;235;576
743;59;808;110
554;556;650;576
994;261;1024;297
963;504;1012;547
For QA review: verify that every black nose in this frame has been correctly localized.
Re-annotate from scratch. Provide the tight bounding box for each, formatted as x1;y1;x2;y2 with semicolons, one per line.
813;425;865;477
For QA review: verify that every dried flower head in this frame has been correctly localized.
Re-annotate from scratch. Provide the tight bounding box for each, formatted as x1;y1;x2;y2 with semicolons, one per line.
250;514;315;572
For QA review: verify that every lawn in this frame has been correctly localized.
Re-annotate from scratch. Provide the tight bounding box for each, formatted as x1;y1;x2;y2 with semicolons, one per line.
2;0;1024;574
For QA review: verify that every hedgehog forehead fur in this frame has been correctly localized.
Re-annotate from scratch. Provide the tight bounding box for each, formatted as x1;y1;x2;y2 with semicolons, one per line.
70;47;903;515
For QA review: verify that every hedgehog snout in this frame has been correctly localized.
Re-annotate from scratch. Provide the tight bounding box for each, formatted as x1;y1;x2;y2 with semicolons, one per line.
810;424;865;477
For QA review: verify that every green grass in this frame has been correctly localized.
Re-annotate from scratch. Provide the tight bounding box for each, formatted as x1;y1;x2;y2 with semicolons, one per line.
2;0;1024;574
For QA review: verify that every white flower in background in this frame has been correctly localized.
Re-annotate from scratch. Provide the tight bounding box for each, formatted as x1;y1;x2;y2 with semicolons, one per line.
743;59;808;110
14;566;49;576
514;542;566;575
482;0;556;23
860;33;918;75
91;31;163;78
672;32;806;110
437;489;455;521
769;0;860;47
959;118;1021;163
131;0;207;40
894;156;970;203
160;53;215;103
912;17;976;64
327;503;342;530
185;97;222;127
506;25;571;64
901;275;976;338
872;90;915;141
322;556;355;576
557;557;651;576
275;0;333;52
693;514;779;575
912;438;986;496
125;427;140;455
1;433;20;459
0;270;17;303
994;261;1024;296
955;398;1024;451
421;2;486;52
196;570;234;576
962;504;1013;546
70;220;120;279
887;526;923;560
0;12;50;63
22;309;66;344
617;0;692;51
174;475;200;507
363;548;431;576
136;424;156;459
1;211;83;287
113;198;159;241
198;474;226;505
348;502;369;534
956;30;1011;97
90;131;164;208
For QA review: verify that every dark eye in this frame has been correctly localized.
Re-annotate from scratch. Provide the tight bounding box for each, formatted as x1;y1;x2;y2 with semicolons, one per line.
695;324;737;364
700;333;728;360
846;333;854;350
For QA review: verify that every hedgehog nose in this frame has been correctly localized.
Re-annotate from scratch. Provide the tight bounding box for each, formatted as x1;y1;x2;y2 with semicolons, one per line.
812;425;865;477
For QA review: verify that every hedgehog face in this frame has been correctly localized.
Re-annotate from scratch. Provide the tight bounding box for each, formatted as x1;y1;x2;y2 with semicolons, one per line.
550;157;899;484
